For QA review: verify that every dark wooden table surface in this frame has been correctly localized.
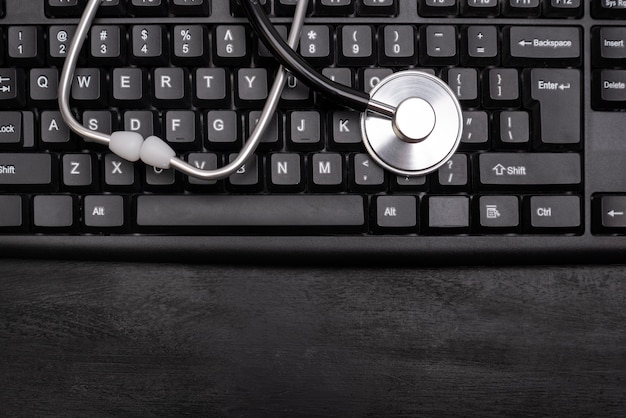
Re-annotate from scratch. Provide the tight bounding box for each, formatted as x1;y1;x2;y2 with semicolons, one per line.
0;259;624;417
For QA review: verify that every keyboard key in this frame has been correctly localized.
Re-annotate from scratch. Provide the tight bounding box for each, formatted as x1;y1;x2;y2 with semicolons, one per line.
419;0;458;17
236;68;268;107
422;25;458;65
479;196;519;228
311;153;344;189
0;68;25;108
206;110;240;150
479;153;581;186
248;111;281;148
543;0;582;17
45;0;81;17
330;111;361;147
0;154;52;186
600;196;626;228
460;111;489;145
123;110;157;139
173;25;206;64
104;154;136;187
33;195;74;228
171;0;210;16
165;111;197;145
317;0;354;16
0;195;22;228
136;195;366;231
528;68;581;144
71;68;104;104
62;154;93;187
592;0;626;18
503;0;540;16
276;0;314;16
153;67;188;106
130;0;168;16
131;25;166;65
84;195;125;228
112;68;146;105
498;111;530;144
361;68;393;93
41;111;70;144
289;111;322;149
227;154;260;189
529;196;580;229
427;196;470;229
339;25;374;65
594;70;626;108
486;68;519;107
29;68;59;103
462;0;499;16
48;26;77;64
359;0;397;16
186;153;219;187
300;26;333;65
90;25;125;64
506;26;581;66
195;68;229;106
213;26;249;65
8;26;44;65
375;195;417;230
595;27;626;64
269;153;303;190
446;68;478;105
0;112;21;144
464;26;499;65
436;154;468;188
352;153;385;190
380;26;417;66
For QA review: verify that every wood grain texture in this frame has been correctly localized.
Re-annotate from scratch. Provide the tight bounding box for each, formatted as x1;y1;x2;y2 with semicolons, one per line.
0;260;624;417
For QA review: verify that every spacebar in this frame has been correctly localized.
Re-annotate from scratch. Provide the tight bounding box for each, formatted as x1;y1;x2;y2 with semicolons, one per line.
136;195;366;228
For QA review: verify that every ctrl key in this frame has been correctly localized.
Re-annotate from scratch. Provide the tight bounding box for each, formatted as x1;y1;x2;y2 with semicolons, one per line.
529;195;580;230
0;195;23;228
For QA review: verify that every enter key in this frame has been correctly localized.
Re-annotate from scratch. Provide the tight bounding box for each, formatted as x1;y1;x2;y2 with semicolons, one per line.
528;68;581;145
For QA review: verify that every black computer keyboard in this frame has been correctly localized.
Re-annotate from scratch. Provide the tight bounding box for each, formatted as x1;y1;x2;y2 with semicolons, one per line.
1;0;626;263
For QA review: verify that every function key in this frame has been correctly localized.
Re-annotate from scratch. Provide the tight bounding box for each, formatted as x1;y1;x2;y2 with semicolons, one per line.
275;0;314;16
419;0;458;17
171;0;210;16
98;0;127;17
45;0;81;17
503;0;541;17
543;0;582;17
316;0;355;16
593;27;626;65
230;0;269;17
462;0;500;16
593;0;626;19
357;0;398;16
130;0;168;16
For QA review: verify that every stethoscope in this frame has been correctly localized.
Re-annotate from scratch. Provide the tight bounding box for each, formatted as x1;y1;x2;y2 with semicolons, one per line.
59;0;463;180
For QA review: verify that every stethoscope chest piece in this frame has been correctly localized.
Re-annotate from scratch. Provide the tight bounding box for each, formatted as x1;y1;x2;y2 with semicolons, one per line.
361;71;463;177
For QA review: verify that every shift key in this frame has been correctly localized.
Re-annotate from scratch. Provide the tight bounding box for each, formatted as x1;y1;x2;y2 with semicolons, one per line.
0;153;52;185
479;153;581;186
529;68;581;144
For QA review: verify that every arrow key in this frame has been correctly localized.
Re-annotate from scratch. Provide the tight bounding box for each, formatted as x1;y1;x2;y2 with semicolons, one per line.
600;196;626;228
